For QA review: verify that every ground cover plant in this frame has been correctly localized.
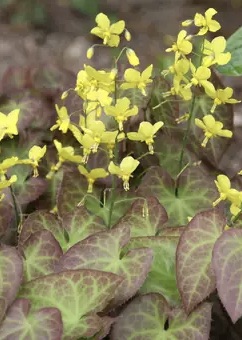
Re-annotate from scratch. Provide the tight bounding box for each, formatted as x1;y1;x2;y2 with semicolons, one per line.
1;7;242;339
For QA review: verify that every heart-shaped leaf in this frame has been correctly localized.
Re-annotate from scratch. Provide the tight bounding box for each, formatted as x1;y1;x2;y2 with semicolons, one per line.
212;228;242;323
115;196;168;237
176;209;225;313
0;245;23;322
17;177;48;207
56;226;153;306
0;200;14;239
19;270;122;339
128;236;180;305
138;166;218;225
111;293;212;340
20;230;63;282
0;298;63;339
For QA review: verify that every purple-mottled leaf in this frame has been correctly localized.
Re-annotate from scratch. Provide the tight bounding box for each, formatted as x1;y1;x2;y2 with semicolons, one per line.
138;166;218;225
93;316;115;340
212;228;242;323
0;298;63;339
85;188;136;227
111;293;211;340
0;245;23;322
17;177;48;206
128;236;180;306
57;168;92;218
159;226;185;237
177;209;225;313
61;206;106;251
20;230;63;282
18;210;65;247
0;200;14;239
19;270;122;339
56;226;153;306
115;196;168;237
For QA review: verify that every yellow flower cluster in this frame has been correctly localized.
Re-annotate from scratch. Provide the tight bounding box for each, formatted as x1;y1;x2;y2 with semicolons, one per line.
164;7;240;148
49;13;164;192
0;109;46;201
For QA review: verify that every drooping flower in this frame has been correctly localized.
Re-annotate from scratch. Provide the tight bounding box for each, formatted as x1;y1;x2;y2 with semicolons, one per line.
104;97;138;131
86;47;94;59
213;174;242;216
85;88;112;117
120;65;153;96
78;165;108;193
205;84;241;113
90;13;125;47
127;121;164;154
50;105;70;133
195;114;232;147
166;30;193;60
0;157;19;177
202;36;231;67
0;109;19;141
108;156;139;191
21;146;47;177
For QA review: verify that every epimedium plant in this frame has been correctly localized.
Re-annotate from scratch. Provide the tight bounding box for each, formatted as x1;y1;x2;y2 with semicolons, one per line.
1;7;242;339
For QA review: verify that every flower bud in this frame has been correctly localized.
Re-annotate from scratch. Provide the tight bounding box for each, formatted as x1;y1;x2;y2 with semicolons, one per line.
125;29;131;41
61;91;68;100
86;47;94;59
126;48;140;66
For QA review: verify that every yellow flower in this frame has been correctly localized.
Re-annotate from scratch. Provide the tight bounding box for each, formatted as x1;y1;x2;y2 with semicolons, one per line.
108;156;139;191
0;157;19;177
187;63;213;93
170;77;192;101
90;13;125;47
21;145;47;177
195;114;233;147
85;88;112;117
0;175;17;200
166;30;192;60
80;134;97;163
166;59;190;79
0;109;19;141
202;36;231;67
78;165;108;193
81;119;110;152
101;130;121;158
50;105;70;133
213;174;242;216
127;121;164;154
46;140;83;179
205;85;241;113
104;97;138;131
120;65;153;96
126;48;140;66
194;8;221;35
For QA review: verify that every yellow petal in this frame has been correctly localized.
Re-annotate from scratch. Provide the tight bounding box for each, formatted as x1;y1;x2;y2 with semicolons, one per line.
95;13;110;29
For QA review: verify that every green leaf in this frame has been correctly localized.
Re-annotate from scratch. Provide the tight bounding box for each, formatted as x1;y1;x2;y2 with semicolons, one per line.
177;209;225;313
212;228;242;323
217;26;242;76
111;293;212;339
21;230;63;282
0;299;63;339
128;236;180;306
57;226;153;306
138;166;218;225
115;196;168;237
19;270;122;339
0;245;23;322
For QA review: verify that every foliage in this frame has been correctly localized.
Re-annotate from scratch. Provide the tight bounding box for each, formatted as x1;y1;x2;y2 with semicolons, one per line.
0;7;242;340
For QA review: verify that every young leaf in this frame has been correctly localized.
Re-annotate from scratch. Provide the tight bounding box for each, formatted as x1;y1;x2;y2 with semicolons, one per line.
0;245;23;322
56;226;153;306
212;228;242;323
18;270;122;339
0;299;63;339
217;26;242;76
128;236;180;306
115;196;168;237
138;166;218;225
20;230;63;282
111;293;212;339
176;209;225;313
